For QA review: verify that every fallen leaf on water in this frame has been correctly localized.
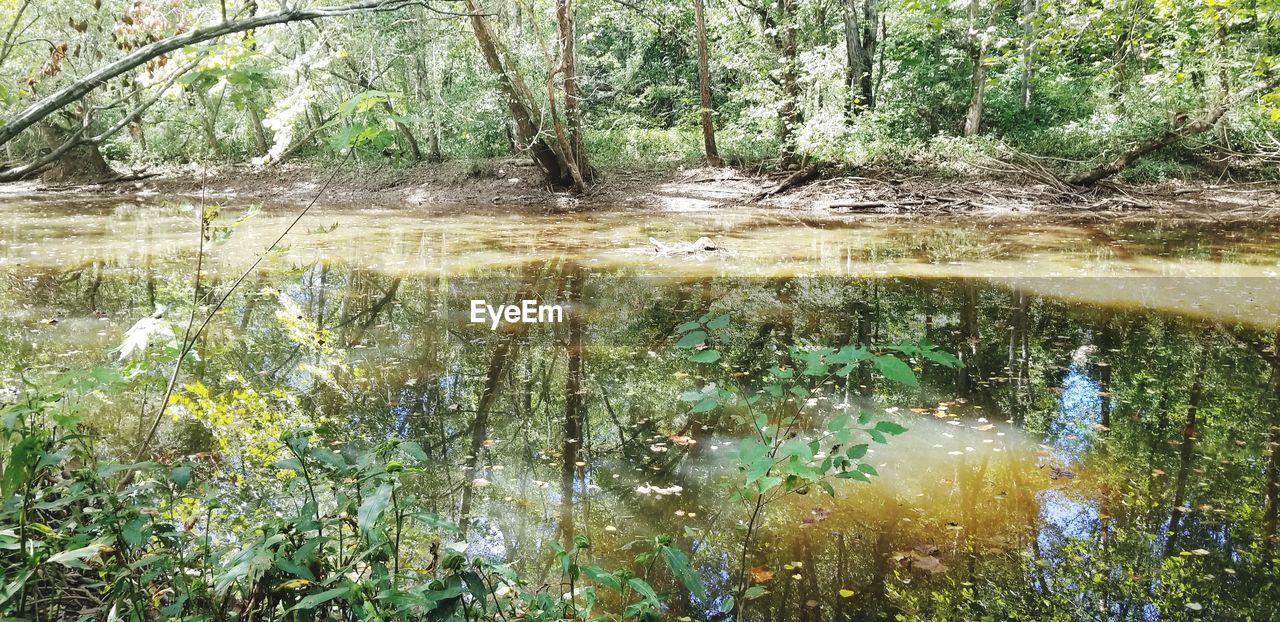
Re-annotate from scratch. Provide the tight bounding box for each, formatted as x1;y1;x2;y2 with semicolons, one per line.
838;589;855;598
892;547;949;575
749;566;774;584
801;507;832;525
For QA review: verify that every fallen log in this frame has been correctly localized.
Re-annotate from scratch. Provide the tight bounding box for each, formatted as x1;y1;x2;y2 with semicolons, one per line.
753;162;827;200
1067;71;1280;187
828;200;889;210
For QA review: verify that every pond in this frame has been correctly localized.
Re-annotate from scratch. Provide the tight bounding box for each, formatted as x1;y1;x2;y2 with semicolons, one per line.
2;194;1280;620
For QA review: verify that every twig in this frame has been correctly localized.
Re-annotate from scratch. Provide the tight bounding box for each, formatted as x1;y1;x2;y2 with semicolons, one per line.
128;151;353;472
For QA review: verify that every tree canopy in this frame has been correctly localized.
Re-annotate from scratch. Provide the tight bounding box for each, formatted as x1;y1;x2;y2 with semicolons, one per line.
0;0;1278;183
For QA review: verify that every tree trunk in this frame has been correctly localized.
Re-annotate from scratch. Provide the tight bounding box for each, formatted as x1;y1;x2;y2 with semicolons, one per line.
464;0;569;186
246;104;269;156
0;0;416;150
843;0;865;116
962;0;987;137
694;0;720;165
1264;331;1280;566
428;120;443;162
861;0;878;110
38;124;113;183
559;263;585;547
778;0;801;163
1020;0;1037;108
547;71;588;193
1068;72;1280;186
414;53;445;162
1165;363;1204;554
555;0;591;180
458;327;520;534
1;57;197;181
195;90;223;157
128;88;147;152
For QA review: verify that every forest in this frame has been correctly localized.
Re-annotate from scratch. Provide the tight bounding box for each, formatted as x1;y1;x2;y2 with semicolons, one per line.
0;0;1277;187
2;0;1280;621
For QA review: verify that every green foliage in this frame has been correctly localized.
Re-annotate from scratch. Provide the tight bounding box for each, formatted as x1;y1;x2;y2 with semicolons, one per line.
6;0;1276;178
670;311;961;615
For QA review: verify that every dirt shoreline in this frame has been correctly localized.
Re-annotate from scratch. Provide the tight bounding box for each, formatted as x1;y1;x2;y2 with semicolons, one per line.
5;159;1279;222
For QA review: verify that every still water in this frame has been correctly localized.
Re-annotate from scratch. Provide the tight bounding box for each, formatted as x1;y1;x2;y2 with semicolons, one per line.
2;194;1279;620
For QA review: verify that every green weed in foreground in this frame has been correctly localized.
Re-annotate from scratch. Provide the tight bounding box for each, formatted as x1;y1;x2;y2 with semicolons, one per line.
0;309;950;620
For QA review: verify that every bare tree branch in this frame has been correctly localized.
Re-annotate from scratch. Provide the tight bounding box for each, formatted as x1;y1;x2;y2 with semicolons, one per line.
0;0;33;71
0;57;202;182
0;0;425;149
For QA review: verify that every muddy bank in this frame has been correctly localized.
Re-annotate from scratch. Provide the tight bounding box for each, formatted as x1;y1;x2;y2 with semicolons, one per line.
6;159;1280;222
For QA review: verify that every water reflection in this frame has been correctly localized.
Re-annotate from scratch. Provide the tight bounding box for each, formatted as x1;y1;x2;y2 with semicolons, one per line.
2;197;1280;618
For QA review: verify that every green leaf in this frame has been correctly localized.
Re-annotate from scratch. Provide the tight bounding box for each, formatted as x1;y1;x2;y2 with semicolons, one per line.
691;397;719;413
288;585;352;612
828;345;870;365
274;457;303;473
873;355;918;387
660;545;707;600
745;456;773;482
675;320;701;333
2;436;39;498
628;577;662;606
122;517;148;547
846;443;869;459
275;556;317;581
705;314;730;330
756;476;783;493
309;447;347;470
720;595;736;614
48;544;106;568
744;585;768;600
583;565;622;592
357;483;394;533
399;441;430;463
857;463;880;477
170;465;193;490
780;438;815;461
412;511;460;533
873;421;908;436
676;330;708;349
688;349;721;364
922;348;962;368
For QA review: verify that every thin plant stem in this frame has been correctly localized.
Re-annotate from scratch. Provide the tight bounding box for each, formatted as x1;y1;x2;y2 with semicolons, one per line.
129;151;353;470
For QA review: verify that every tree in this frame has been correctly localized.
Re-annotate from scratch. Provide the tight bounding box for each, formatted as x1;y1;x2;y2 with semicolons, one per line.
844;0;878;115
694;0;721;165
0;0;419;151
551;0;592;191
962;0;991;137
463;0;587;189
